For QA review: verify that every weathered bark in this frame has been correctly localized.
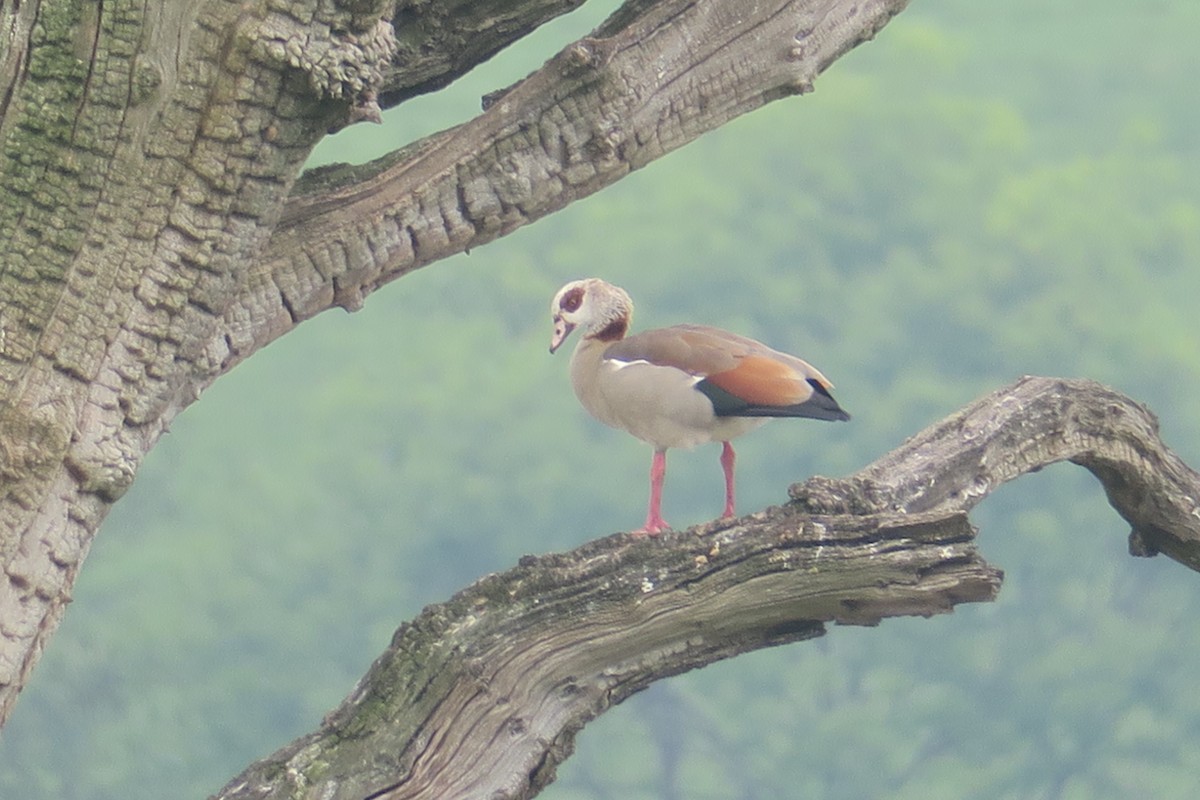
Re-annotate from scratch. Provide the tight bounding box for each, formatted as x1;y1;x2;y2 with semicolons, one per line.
213;377;1200;800
0;0;908;728
790;376;1200;567
209;0;907;378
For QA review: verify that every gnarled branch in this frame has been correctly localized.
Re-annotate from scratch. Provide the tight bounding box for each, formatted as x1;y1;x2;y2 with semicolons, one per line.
214;377;1200;799
791;376;1200;569
206;0;909;380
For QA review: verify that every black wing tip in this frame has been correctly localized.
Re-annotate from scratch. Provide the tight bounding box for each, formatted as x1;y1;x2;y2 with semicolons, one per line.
731;402;850;421
697;378;851;421
805;378;851;421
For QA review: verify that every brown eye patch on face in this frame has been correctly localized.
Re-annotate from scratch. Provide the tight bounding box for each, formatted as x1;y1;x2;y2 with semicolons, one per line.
560;286;584;313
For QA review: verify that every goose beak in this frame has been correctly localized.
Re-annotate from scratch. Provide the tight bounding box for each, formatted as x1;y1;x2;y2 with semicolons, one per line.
549;317;575;354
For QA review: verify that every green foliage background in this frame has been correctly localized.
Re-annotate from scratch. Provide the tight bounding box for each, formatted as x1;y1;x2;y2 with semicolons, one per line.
4;0;1200;797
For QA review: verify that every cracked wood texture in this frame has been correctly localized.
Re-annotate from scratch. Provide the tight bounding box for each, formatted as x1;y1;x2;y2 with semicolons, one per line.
789;376;1200;569
213;376;1200;800
0;0;906;730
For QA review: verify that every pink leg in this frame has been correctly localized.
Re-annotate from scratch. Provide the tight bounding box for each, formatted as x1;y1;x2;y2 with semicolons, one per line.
720;441;737;519
638;449;670;535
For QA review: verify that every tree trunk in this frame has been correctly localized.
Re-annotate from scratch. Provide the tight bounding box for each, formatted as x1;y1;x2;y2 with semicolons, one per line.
0;0;908;728
211;377;1200;799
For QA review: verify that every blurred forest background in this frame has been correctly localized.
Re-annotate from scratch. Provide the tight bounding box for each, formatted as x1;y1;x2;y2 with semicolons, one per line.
4;0;1200;797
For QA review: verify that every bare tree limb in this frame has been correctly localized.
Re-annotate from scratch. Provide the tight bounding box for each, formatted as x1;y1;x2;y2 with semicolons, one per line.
790;376;1200;571
206;0;909;379
213;376;1198;799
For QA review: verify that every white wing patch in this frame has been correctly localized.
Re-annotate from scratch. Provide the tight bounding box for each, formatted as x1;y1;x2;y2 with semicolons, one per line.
605;357;652;370
604;357;704;385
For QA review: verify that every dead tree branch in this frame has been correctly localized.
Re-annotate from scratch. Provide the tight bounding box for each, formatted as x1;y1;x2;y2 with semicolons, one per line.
214;376;1199;799
791;376;1200;569
208;0;909;380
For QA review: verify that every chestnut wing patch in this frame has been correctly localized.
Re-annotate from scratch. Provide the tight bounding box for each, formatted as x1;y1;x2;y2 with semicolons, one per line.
698;356;850;421
702;354;808;406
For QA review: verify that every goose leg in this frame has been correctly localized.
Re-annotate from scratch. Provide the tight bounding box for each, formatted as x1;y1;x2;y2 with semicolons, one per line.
639;449;670;534
720;441;737;519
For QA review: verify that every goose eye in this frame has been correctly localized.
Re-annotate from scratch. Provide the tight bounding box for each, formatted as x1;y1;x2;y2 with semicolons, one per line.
559;286;584;313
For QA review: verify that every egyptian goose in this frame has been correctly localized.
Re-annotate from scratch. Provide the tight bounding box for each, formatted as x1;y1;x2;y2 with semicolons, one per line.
549;278;849;534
